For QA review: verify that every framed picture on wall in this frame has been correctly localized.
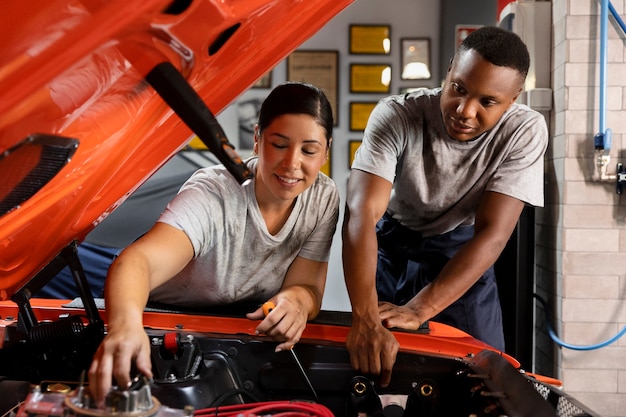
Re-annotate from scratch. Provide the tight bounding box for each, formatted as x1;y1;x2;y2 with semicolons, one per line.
348;140;361;167
236;97;263;151
287;50;339;126
400;38;431;80
321;148;331;177
252;71;272;88
349;24;391;55
455;25;483;51
349;102;377;131
350;64;391;93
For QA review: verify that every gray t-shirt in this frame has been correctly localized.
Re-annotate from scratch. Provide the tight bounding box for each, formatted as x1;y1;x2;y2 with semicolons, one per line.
149;157;340;307
352;88;547;237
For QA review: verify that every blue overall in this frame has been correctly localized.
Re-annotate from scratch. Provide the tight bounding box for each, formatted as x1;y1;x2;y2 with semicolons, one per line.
375;213;505;350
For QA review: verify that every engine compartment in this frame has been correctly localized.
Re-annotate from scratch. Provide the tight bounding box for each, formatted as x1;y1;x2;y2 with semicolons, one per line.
0;299;599;417
0;244;598;417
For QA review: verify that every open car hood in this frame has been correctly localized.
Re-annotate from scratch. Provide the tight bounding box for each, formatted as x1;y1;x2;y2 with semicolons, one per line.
0;0;352;300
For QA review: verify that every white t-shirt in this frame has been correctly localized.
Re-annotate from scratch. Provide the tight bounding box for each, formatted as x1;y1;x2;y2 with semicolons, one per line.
149;157;340;307
352;88;548;237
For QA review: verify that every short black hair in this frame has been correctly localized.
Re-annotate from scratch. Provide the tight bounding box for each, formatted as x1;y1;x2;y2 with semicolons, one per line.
458;26;530;80
258;82;333;145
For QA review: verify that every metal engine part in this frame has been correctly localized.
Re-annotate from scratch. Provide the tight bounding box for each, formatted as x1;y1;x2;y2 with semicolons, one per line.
15;377;192;417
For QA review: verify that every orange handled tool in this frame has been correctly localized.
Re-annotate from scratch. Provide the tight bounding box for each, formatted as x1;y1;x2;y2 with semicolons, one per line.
261;300;318;401
262;300;275;317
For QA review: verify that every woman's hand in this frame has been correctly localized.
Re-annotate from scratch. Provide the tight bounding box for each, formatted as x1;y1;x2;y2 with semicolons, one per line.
88;322;153;407
247;295;308;352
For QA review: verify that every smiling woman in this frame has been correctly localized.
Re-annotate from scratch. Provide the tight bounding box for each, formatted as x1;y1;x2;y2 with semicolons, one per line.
88;82;340;403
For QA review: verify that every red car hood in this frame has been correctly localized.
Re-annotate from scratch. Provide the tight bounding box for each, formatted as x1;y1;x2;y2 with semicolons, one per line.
0;0;353;299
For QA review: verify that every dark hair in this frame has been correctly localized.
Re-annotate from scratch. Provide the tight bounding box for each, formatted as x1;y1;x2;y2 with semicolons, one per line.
458;26;530;80
257;82;333;145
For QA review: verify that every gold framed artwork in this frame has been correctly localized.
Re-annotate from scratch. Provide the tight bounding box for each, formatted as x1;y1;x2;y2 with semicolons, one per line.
348;140;361;168
349;24;391;55
186;135;207;150
287;50;339;126
400;38;431;80
349;102;377;131
350;64;391;94
321;148;331;177
252;71;272;88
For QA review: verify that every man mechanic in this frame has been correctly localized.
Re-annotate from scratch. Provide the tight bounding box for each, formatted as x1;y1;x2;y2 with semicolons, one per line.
342;26;548;386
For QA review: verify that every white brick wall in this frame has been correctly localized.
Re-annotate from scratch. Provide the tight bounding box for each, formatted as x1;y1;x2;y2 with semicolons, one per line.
539;1;626;416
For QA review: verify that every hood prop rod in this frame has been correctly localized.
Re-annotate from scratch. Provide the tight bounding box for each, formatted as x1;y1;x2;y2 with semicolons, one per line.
145;61;253;185
12;241;104;335
61;241;104;326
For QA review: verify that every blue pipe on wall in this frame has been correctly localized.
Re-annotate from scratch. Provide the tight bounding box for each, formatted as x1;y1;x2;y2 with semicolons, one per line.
594;0;625;151
535;294;626;350
609;2;626;34
594;0;610;151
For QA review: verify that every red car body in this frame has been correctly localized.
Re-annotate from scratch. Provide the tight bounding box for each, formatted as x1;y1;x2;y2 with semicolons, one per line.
0;0;353;297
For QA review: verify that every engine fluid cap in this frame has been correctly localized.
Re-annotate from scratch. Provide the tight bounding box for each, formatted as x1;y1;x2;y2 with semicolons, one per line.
164;332;180;355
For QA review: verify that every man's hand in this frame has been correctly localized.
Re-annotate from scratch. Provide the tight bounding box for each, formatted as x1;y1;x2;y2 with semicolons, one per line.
378;301;423;330
346;316;399;387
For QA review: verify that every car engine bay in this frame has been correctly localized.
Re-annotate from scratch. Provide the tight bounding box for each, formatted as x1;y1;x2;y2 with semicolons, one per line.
0;270;599;417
